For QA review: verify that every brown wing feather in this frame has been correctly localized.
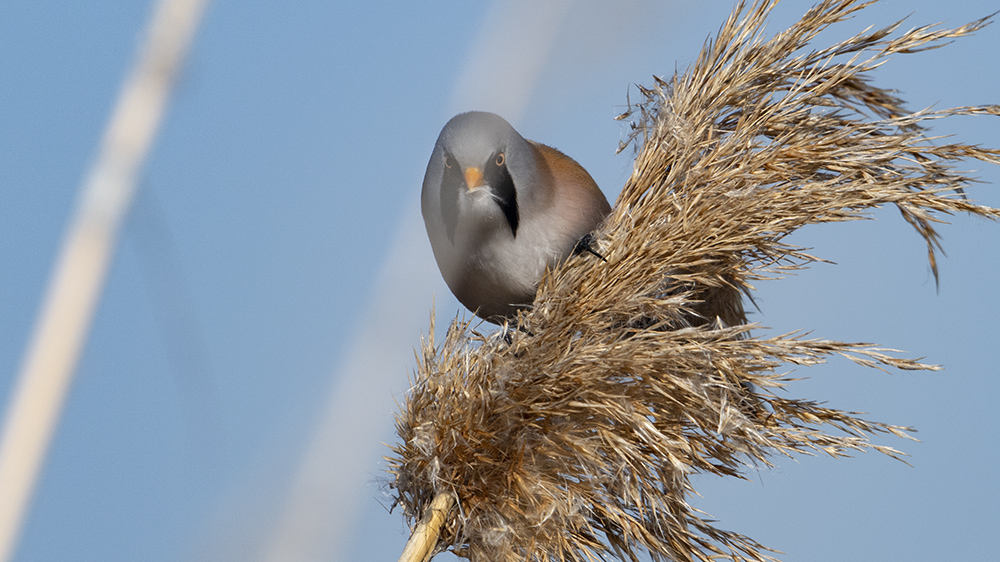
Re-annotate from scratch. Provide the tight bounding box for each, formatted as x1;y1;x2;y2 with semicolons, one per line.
529;142;611;226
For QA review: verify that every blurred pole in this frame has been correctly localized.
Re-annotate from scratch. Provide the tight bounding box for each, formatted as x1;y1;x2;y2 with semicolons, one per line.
0;1;208;561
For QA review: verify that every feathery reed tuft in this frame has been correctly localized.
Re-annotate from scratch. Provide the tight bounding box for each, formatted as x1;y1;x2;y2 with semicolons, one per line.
389;1;1000;561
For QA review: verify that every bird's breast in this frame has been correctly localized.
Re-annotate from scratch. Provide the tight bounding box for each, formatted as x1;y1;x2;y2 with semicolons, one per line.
434;216;560;319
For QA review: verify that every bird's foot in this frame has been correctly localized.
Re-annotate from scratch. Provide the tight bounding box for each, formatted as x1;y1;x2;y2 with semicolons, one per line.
573;233;606;261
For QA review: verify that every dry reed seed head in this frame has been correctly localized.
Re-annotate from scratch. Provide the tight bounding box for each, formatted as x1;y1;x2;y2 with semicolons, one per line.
390;1;1000;561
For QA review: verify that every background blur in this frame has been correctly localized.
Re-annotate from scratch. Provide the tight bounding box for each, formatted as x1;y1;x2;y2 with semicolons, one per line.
1;1;997;561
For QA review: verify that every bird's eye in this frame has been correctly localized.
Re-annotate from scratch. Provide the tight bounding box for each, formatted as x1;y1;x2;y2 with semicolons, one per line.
444;155;455;169
495;152;505;167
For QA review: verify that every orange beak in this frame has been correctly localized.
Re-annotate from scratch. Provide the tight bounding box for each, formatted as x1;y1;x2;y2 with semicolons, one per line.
463;167;484;189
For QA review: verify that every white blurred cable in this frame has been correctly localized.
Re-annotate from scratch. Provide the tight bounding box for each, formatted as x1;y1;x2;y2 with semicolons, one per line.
0;1;208;561
260;1;573;561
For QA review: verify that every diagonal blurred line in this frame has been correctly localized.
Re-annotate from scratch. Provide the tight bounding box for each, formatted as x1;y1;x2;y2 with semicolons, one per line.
0;1;208;561
129;187;223;468
260;1;573;561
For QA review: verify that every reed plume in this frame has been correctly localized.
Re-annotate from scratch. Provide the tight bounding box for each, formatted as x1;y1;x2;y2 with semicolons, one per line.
389;1;1000;560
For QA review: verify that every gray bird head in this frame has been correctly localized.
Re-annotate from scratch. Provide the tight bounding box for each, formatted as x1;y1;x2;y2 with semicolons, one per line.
422;111;540;243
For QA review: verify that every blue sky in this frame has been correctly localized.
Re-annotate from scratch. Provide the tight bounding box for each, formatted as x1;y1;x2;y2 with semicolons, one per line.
1;1;997;561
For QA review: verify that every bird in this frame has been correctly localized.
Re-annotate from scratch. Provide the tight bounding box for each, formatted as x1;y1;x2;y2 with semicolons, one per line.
421;111;611;323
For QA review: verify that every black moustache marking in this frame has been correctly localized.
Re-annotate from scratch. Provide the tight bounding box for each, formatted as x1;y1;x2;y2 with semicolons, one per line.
440;151;461;242
486;151;518;237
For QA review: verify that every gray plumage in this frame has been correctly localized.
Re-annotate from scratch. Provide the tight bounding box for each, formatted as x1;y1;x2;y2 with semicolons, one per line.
421;112;610;322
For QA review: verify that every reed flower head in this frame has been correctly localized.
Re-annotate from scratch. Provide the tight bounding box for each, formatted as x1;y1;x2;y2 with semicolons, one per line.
390;1;1000;560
